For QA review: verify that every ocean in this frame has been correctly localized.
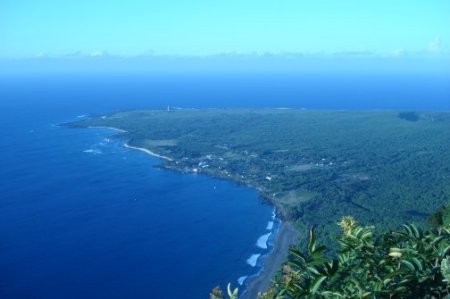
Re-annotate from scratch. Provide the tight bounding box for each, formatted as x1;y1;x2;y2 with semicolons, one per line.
0;72;449;298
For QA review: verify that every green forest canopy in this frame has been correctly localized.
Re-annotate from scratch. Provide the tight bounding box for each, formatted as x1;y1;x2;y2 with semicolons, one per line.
70;109;450;247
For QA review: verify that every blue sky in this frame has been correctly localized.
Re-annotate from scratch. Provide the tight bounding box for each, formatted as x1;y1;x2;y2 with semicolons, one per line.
1;0;449;58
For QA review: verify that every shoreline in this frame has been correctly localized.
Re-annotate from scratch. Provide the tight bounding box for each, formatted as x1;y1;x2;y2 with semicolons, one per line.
119;134;300;297
87;125;128;133
87;125;174;162
124;143;174;162
88;124;299;296
241;221;299;299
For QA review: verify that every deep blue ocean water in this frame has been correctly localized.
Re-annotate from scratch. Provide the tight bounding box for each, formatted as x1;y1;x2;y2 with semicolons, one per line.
0;72;449;298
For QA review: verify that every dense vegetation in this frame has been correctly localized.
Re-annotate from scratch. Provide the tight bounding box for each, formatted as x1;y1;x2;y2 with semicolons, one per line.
69;109;450;248
430;204;450;228
212;217;450;299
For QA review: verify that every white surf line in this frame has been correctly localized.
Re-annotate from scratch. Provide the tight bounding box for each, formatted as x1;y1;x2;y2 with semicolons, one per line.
86;126;173;162
124;143;174;162
246;254;261;267
87;126;128;133
256;232;272;249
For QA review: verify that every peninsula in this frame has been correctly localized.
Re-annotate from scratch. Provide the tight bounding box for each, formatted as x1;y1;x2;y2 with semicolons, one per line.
68;108;450;291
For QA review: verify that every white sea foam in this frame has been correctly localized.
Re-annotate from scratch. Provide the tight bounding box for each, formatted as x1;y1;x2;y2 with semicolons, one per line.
266;221;274;230
246;254;261;267
83;149;102;154
272;208;276;220
256;233;271;249
237;276;248;285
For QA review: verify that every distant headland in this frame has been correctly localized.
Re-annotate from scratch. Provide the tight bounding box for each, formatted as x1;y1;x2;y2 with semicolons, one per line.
67;108;450;294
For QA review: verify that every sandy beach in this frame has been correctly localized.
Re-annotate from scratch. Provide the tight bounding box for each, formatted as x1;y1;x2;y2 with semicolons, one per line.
89;124;299;298
241;222;299;299
87;125;174;162
87;124;300;298
124;143;174;162
88;126;128;133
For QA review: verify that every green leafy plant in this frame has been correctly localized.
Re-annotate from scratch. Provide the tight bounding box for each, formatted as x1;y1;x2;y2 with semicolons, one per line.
213;217;450;298
210;283;239;299
260;217;450;298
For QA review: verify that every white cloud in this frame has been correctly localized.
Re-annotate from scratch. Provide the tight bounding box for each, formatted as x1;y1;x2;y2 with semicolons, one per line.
428;37;442;52
90;49;106;57
392;48;406;57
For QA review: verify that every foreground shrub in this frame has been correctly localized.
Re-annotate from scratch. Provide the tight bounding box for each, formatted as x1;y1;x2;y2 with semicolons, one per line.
214;217;450;298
